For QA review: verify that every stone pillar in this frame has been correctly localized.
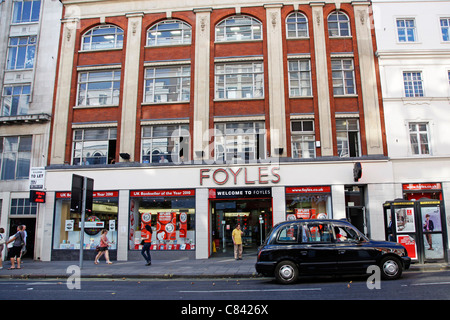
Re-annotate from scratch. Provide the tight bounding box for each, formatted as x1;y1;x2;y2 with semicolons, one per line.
311;3;334;156
352;2;384;155
50;18;78;164
120;13;144;162
193;8;212;161
265;4;287;157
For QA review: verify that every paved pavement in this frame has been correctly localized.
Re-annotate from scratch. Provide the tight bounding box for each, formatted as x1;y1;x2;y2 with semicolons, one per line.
0;254;449;279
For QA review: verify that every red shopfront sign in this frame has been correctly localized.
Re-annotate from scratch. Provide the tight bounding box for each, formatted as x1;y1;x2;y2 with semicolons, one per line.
402;183;442;191
56;191;119;199
130;189;195;197
286;186;331;194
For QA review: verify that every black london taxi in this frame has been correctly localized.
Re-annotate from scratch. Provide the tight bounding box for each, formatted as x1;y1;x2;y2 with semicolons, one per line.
256;219;411;284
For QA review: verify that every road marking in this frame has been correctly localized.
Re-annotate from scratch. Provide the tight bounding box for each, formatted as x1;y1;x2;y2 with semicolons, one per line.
179;288;321;293
411;281;450;286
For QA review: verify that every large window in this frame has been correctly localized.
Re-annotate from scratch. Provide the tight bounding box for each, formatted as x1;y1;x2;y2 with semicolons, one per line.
288;59;312;97
441;18;450;42
129;190;196;251
215;62;264;99
328;11;351;37
214;122;266;162
215;15;262;42
12;0;41;23
141;124;190;164
53;192;118;250
2;85;31;116
286;186;332;220
332;59;356;95
336;119;361;157
144;65;190;103
7;36;36;70
0;136;32;180
72;128;117;165
77;70;121;106
291;120;315;159
286;12;309;38
403;71;424;97
147;20;192;46
409;122;430;155
81;25;124;51
397;19;417;42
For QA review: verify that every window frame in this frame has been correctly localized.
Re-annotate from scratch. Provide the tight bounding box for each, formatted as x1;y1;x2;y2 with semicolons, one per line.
214;121;266;163
331;58;356;96
215;15;263;42
1;84;31;116
72;128;117;165
76;69;121;107
327;11;351;38
408;122;431;156
143;65;191;103
215;61;264;100
141;124;190;164
440;17;450;42
396;18;417;43
291;120;316;159
7;36;37;70
0;135;32;181
286;12;309;39
12;0;41;24
336;119;361;158
81;24;124;51
147;20;192;46
403;71;424;97
288;59;312;97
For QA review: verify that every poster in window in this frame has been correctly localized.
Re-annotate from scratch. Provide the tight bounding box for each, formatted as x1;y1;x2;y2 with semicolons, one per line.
397;235;417;260
156;212;176;241
179;212;188;238
421;206;442;232
395;207;415;233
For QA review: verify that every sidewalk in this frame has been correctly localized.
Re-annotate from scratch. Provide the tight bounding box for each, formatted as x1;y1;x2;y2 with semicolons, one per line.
0;255;448;280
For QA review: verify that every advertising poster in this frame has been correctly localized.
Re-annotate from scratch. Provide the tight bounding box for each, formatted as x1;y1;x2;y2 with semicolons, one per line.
395;207;415;233
179;212;188;238
423;234;444;260
157;212;176;241
397;235;417;260
421;206;442;232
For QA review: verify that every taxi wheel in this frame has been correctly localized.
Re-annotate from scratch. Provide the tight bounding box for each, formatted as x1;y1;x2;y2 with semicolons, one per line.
275;260;298;284
380;256;403;280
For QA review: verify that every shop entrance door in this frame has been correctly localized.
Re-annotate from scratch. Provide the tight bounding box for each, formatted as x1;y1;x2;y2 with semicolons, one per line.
345;185;367;236
9;218;36;259
211;198;273;257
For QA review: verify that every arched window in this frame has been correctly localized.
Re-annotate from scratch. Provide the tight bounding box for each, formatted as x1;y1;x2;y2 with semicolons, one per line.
215;15;262;42
147;20;192;46
81;25;124;51
327;11;351;37
286;12;309;38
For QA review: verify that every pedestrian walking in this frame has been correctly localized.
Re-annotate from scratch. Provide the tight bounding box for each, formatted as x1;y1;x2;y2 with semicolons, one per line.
0;228;5;269
232;224;244;260
141;225;153;266
94;229;113;264
6;225;25;269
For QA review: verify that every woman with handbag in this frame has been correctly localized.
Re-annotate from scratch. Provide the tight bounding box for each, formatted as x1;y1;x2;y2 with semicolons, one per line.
6;225;25;269
94;229;113;265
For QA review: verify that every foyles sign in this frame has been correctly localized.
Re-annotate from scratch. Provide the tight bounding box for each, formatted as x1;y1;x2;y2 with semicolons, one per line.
200;166;280;186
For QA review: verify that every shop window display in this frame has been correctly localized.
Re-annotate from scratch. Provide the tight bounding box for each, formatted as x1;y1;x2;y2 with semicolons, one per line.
53;192;118;250
285;186;332;220
129;190;195;251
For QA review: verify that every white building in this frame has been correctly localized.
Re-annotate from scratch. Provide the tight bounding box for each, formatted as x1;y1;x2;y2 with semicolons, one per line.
0;0;62;260
373;0;450;261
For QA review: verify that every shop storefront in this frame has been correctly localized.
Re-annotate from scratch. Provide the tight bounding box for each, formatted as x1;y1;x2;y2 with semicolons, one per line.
129;189;196;259
209;187;273;256
52;191;118;260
